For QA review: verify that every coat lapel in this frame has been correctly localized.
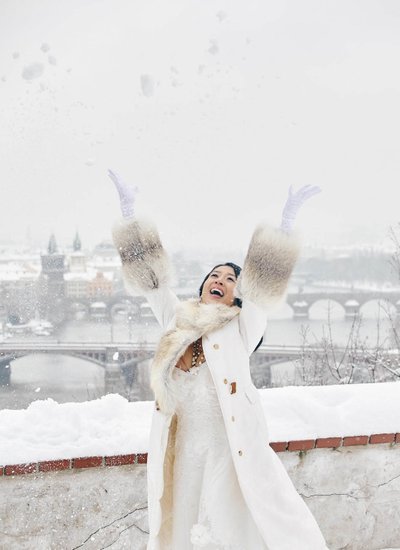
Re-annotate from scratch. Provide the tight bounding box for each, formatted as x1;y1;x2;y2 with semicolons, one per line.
150;299;240;414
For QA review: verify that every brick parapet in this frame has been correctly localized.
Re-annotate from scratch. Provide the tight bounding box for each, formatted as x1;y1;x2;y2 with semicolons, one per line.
1;433;399;476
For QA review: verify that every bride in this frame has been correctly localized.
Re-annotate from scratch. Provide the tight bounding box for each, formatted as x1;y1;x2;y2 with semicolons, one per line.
110;170;328;550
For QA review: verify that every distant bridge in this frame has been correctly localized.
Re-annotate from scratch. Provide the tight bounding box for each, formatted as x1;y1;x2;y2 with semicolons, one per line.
1;342;398;390
64;289;400;321
0;342;300;371
0;342;154;393
286;290;400;318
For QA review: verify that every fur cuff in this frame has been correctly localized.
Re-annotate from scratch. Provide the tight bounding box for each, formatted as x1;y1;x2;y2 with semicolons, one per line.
235;224;300;309
112;218;171;294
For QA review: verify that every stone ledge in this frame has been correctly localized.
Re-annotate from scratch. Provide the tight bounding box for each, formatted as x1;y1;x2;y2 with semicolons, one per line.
1;433;399;476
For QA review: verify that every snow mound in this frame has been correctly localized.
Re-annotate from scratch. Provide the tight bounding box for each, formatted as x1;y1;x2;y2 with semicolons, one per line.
0;394;153;464
0;382;399;465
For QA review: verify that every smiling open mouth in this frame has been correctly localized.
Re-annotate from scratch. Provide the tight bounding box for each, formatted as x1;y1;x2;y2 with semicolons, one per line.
210;288;224;297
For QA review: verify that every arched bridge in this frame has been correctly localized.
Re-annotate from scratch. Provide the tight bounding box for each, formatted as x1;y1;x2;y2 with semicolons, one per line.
0;342;307;388
1;342;398;393
64;289;400;321
0;342;154;369
287;290;400;318
0;343;155;392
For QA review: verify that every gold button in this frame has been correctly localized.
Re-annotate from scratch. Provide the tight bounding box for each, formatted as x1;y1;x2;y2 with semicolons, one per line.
238;450;243;456
223;378;228;384
231;416;235;422
213;343;219;350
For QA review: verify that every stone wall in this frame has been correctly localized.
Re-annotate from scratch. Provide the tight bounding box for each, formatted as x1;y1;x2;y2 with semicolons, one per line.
1;440;400;549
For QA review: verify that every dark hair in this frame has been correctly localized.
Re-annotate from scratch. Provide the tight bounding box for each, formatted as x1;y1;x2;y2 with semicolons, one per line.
198;262;243;308
198;262;263;353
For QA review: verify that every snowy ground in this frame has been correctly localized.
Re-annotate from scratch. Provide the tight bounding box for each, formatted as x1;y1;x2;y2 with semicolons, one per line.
0;382;399;464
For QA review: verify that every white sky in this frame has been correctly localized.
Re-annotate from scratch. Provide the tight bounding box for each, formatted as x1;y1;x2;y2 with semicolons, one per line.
1;0;400;255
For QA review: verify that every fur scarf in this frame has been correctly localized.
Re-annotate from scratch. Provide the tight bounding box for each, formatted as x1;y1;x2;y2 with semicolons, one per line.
151;299;240;414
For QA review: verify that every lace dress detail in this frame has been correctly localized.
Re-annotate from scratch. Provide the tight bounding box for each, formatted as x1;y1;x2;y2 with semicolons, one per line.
170;362;267;550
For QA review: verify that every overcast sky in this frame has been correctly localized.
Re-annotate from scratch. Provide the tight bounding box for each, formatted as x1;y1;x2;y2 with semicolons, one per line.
1;0;400;256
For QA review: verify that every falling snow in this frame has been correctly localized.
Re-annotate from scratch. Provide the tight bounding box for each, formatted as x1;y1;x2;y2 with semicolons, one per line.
207;39;219;55
140;74;154;97
216;11;227;23
21;62;44;81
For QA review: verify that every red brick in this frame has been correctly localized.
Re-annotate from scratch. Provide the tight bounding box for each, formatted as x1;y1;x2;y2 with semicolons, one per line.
5;463;37;476
316;437;343;449
39;459;71;472
105;454;136;467
269;441;287;452
343;435;368;446
288;439;315;452
396;433;400;443
136;453;148;464
369;433;395;444
72;456;103;469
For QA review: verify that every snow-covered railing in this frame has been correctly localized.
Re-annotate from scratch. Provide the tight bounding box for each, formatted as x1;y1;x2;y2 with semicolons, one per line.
1;382;399;467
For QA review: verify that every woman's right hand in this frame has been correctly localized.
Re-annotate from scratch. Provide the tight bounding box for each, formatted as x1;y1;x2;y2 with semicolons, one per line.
108;168;139;220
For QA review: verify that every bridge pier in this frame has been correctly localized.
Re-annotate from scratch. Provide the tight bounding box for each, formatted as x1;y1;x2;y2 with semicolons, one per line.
132;358;153;401
292;301;309;319
250;355;272;388
104;364;126;396
120;362;140;401
344;301;360;318
0;359;11;386
104;346;125;395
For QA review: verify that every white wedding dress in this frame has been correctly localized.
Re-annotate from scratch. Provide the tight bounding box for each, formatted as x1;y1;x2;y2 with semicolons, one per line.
169;362;268;550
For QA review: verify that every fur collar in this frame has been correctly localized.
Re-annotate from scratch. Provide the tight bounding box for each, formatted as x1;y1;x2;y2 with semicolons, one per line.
151;299;240;415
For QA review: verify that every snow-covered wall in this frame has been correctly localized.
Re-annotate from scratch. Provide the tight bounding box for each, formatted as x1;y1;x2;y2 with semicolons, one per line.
1;383;400;549
0;444;399;550
1;382;400;464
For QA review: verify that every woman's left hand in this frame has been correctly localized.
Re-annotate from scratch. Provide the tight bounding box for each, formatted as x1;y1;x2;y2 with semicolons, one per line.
280;184;321;232
108;169;139;220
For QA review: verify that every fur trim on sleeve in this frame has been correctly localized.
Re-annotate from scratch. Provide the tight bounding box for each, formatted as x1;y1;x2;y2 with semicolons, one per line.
235;225;300;309
112;218;171;294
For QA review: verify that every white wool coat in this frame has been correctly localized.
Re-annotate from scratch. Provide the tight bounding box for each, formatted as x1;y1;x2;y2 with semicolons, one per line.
113;218;328;550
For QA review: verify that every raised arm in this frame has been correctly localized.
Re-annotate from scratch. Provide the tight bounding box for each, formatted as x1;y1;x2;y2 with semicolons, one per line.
237;185;320;354
109;169;179;329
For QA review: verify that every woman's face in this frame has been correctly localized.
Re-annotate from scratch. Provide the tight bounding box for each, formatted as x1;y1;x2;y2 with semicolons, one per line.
200;265;238;306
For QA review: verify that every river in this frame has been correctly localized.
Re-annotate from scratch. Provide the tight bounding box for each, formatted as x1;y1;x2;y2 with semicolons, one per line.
0;300;397;410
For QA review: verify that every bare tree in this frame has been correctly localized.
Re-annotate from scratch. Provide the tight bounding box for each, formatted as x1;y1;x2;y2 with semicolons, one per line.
296;301;400;386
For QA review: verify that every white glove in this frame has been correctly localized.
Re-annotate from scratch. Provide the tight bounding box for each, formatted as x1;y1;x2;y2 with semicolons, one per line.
280;184;321;233
108;169;139;220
